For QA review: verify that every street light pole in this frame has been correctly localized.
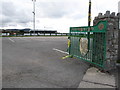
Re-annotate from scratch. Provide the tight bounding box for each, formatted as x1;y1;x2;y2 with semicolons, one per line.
32;0;36;36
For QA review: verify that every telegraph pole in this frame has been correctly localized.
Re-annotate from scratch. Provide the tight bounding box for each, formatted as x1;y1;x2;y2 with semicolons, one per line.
88;0;91;26
32;0;36;35
88;0;91;50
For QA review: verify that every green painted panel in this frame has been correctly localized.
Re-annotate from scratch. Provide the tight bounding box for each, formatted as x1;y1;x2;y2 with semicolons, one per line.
69;21;107;68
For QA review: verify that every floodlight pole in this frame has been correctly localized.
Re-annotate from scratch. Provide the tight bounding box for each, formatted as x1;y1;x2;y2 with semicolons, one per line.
32;0;36;36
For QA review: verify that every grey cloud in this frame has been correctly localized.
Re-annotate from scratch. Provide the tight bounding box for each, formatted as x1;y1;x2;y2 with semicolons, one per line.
37;2;68;18
2;2;16;17
37;2;84;19
1;1;32;26
0;0;88;28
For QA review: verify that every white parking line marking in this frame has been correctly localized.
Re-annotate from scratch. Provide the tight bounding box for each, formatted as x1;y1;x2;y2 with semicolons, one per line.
9;38;15;42
53;48;69;54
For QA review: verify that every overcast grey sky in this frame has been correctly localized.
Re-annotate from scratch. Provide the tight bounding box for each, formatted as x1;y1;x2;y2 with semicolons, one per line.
0;0;120;33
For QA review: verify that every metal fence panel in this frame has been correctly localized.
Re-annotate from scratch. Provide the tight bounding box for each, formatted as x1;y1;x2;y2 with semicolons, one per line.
69;21;107;68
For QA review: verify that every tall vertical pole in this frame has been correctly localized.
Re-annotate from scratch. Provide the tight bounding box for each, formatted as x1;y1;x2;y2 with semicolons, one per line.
88;0;91;26
88;0;91;51
32;0;36;35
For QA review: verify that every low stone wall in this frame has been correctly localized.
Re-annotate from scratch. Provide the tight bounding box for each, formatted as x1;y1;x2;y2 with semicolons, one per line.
118;13;120;63
93;11;120;70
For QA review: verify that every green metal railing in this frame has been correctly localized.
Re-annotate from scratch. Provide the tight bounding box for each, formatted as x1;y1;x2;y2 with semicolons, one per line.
69;21;107;68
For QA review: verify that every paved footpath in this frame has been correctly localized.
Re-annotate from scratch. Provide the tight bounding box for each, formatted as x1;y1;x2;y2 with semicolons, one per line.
78;67;116;89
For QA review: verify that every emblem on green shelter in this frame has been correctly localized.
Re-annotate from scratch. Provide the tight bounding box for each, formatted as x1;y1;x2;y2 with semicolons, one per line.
98;23;104;30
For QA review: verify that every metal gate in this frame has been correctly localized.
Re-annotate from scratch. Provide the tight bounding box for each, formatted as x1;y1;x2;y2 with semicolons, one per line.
69;21;107;68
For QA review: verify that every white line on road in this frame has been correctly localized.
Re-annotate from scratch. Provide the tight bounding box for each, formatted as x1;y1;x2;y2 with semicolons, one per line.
53;48;69;54
9;38;15;42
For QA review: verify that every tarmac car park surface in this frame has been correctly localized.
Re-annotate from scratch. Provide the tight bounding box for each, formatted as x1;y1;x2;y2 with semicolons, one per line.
2;37;89;88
